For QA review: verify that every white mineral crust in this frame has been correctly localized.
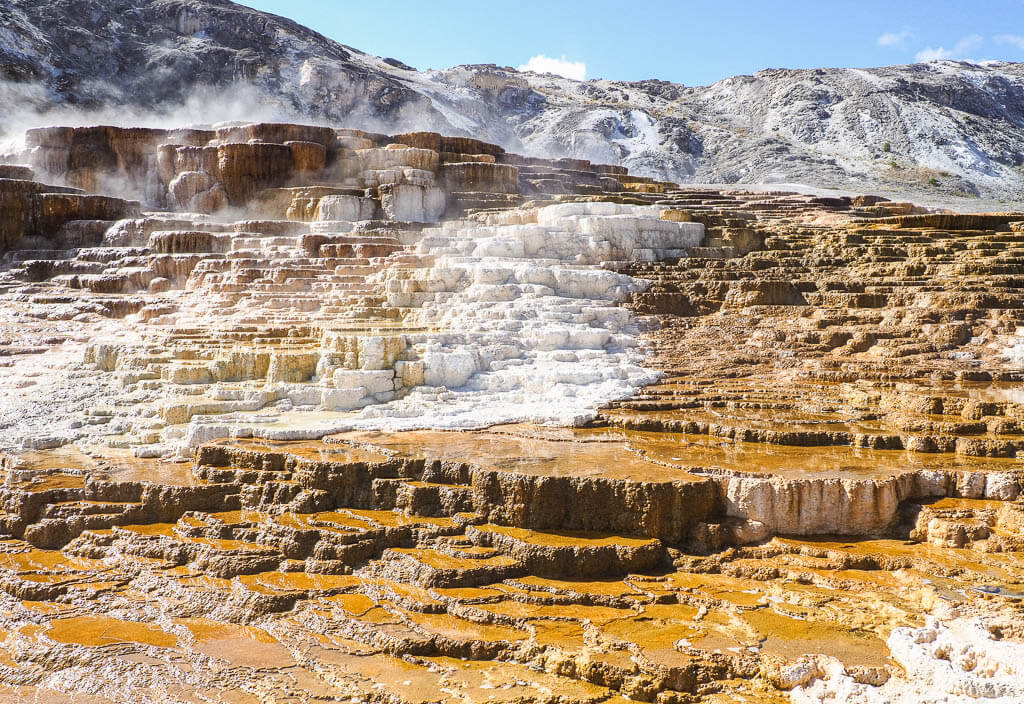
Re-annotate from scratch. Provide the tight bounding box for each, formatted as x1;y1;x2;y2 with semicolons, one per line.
791;615;1024;704
0;203;704;455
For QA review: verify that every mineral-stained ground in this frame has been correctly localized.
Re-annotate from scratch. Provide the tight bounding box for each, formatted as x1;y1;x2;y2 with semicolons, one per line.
0;122;1022;703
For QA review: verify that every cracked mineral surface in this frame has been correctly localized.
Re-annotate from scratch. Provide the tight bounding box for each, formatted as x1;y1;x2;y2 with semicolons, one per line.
0;123;1022;703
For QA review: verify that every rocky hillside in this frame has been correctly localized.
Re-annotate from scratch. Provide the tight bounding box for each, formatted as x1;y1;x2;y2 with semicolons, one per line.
3;0;1024;202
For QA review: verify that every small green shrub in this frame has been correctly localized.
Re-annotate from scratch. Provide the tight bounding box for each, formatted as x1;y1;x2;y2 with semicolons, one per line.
882;141;891;152
928;177;940;187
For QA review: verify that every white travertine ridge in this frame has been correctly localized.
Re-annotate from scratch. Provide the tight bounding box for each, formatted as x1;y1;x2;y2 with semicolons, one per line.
791;614;1024;704
178;203;699;450
1;203;703;456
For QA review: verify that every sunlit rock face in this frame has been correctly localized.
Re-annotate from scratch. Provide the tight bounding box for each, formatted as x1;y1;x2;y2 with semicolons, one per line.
2;121;1024;704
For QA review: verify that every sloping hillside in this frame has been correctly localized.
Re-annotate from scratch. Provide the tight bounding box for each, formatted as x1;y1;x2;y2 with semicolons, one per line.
2;0;1023;201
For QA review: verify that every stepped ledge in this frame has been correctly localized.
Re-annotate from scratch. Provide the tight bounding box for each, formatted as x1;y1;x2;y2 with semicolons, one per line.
1;122;1023;703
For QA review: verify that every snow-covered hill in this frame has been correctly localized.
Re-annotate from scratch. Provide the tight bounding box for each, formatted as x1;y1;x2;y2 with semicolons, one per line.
2;0;1023;202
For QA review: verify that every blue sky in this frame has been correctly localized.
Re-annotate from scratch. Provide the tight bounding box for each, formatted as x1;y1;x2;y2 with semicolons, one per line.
246;1;1024;85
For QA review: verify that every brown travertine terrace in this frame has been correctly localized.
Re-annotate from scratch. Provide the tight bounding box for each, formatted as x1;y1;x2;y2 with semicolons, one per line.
0;120;1023;703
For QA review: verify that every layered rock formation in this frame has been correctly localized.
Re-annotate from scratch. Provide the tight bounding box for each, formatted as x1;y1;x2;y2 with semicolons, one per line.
0;122;1023;703
1;433;1022;703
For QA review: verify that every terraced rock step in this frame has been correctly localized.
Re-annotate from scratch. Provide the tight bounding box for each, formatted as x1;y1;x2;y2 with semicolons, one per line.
2;122;1023;703
1;429;1022;703
604;213;1024;468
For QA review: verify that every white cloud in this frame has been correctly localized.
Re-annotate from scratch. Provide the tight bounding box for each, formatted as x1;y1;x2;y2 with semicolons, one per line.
915;46;954;62
995;34;1024;50
915;34;984;62
877;30;912;48
517;54;586;81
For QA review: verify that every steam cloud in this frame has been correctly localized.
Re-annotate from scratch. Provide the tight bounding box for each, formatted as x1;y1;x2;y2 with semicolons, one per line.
0;80;320;155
